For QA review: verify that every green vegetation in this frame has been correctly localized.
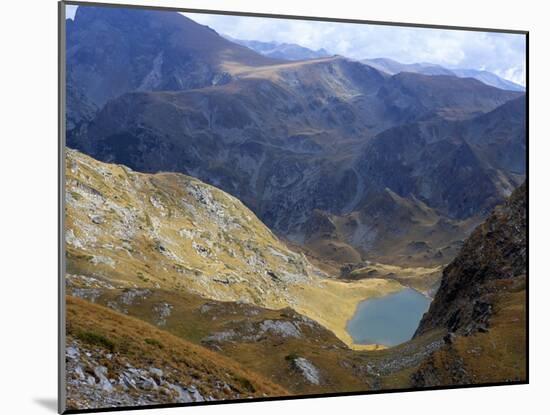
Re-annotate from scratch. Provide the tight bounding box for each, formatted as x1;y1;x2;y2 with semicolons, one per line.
75;330;115;352
144;338;164;349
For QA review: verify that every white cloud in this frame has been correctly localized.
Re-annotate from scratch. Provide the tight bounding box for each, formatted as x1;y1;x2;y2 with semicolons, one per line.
65;5;78;20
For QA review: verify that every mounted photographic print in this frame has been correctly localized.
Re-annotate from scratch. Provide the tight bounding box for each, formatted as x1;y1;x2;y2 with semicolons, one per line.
59;1;528;413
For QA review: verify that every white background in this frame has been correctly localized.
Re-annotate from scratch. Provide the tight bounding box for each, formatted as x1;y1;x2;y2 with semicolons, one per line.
0;0;546;413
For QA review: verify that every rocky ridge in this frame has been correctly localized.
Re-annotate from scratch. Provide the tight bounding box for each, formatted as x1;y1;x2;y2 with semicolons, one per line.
415;182;526;337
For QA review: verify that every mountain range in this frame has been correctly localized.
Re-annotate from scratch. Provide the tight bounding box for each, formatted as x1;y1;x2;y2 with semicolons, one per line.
219;37;524;92
67;6;525;269
227;37;332;60
359;58;524;92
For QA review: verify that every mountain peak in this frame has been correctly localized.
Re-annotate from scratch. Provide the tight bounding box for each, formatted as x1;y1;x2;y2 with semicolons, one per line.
67;5;280;108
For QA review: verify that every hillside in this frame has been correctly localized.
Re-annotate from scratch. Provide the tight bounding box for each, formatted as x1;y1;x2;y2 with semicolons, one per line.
65;296;288;410
66;276;374;395
65;149;405;348
66;274;452;396
411;183;527;385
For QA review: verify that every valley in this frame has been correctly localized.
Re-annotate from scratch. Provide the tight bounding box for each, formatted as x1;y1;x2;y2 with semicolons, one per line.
64;148;526;409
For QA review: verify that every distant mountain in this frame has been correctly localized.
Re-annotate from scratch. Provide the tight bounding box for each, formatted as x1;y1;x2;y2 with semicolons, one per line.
462;95;526;174
362;58;454;76
362;57;525;91
354;97;525;220
303;95;525;266
228;37;332;61
376;72;521;122
452;68;525;92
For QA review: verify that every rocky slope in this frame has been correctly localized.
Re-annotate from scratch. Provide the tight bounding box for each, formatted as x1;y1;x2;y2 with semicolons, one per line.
415;182;526;336
411;182;527;385
65;296;288;411
65;149;403;347
65;148;319;307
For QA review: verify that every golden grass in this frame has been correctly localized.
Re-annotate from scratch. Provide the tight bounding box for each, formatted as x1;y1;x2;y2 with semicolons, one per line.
66;296;289;398
221;56;341;77
411;283;526;386
451;288;527;383
67;287;384;395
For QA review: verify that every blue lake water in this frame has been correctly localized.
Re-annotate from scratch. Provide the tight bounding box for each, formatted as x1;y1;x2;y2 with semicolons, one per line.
346;288;431;347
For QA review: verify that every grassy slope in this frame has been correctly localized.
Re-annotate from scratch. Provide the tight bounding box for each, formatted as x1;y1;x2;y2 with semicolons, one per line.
66;296;288;401
411;282;526;385
67;285;370;395
67;281;447;395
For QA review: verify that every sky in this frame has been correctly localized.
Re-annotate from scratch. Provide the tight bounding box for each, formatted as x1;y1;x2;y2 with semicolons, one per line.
65;5;526;86
66;5;77;19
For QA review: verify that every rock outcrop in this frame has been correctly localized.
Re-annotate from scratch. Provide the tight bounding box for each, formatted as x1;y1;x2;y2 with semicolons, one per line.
410;183;527;387
415;182;526;337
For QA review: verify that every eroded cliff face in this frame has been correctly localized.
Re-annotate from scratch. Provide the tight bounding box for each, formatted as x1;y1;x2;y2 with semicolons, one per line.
415;182;526;337
411;183;527;386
